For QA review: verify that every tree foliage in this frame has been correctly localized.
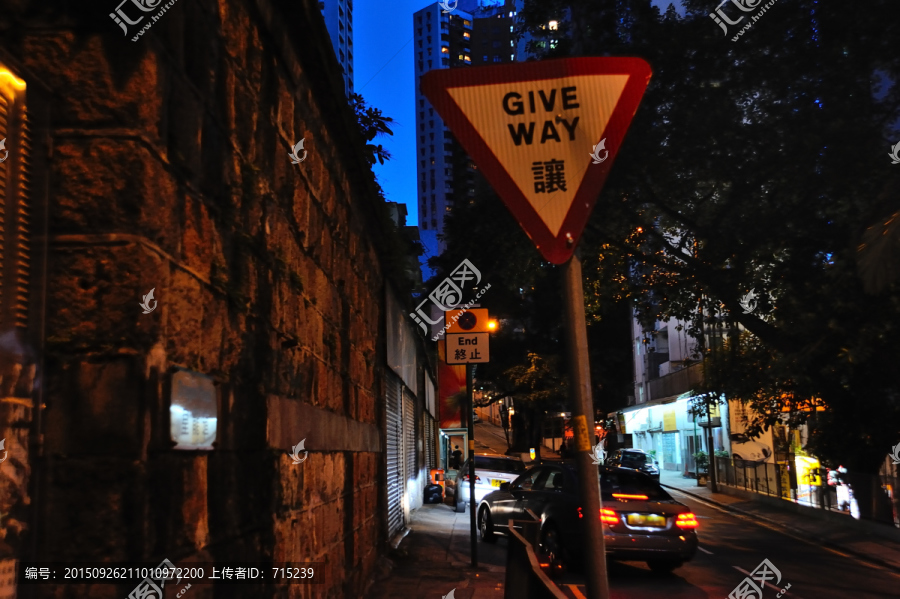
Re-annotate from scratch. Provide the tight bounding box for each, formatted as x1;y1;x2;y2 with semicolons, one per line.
515;0;900;471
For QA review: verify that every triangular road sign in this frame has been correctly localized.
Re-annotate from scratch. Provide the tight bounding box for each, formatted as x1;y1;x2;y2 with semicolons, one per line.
422;58;651;264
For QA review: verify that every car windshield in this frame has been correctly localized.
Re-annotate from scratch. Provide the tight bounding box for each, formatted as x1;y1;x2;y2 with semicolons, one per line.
475;456;525;473
620;453;648;468
600;470;671;501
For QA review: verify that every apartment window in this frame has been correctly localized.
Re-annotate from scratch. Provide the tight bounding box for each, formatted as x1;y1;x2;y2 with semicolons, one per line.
339;50;345;62
429;108;434;116
418;40;422;48
427;12;432;19
339;20;344;31
441;46;449;54
420;99;425;107
428;60;433;68
430;159;435;165
464;31;471;39
429;133;434;141
442;58;449;65
339;35;344;45
421;160;426;168
427;23;431;31
431;219;437;228
511;40;515;47
420;124;425;132
493;55;501;62
427;36;432;43
418;28;422;36
0;66;32;332
419;111;424;120
418;52;423;60
483;55;488;61
511;54;515;61
429;120;434;128
423;222;428;230
417;15;422;23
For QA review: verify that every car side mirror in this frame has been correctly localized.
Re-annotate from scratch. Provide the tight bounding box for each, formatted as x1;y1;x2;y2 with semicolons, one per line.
500;482;510;492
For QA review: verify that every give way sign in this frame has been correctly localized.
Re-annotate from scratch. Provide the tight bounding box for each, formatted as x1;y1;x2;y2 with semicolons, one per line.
421;57;651;264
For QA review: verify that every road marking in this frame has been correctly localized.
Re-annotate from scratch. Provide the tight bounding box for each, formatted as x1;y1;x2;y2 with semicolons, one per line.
698;546;713;555
565;584;588;599
733;566;804;599
664;487;900;580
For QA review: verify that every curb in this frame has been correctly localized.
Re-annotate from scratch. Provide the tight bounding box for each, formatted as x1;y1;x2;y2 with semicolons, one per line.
661;482;900;576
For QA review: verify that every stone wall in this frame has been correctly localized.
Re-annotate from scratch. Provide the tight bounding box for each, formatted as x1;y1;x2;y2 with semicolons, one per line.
1;0;392;596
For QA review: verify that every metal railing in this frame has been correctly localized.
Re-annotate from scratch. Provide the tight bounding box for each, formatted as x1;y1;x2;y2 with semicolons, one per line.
504;519;568;599
714;457;900;526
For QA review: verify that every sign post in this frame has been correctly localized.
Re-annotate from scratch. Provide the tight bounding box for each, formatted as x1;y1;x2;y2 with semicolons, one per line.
444;308;492;568
423;58;652;599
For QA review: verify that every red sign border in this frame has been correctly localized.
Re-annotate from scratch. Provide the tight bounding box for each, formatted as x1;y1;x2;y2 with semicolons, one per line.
421;57;652;264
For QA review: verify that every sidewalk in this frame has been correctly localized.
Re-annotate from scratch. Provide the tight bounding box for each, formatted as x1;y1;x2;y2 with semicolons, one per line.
365;503;507;599
659;470;900;574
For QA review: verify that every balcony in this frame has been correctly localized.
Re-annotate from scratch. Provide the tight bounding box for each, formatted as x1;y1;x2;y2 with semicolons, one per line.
648;362;702;402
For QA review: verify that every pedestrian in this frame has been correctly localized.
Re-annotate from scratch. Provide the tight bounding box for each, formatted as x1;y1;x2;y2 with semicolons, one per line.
452;445;463;469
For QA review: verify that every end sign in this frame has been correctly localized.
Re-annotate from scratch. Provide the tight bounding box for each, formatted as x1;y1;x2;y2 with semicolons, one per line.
421;58;651;264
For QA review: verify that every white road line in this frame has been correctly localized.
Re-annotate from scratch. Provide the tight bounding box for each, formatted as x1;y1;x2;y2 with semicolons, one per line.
733;566;804;599
697;546;713;555
664;487;900;580
565;584;588;599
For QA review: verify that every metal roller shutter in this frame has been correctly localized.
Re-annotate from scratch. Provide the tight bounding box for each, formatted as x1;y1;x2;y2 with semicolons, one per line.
386;374;404;537
403;387;416;489
425;414;435;470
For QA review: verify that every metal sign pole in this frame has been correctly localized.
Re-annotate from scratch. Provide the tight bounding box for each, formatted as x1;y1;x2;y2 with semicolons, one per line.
563;250;610;599
466;363;478;567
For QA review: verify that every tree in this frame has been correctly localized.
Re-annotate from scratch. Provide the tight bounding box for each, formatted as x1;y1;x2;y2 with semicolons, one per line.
517;0;900;474
349;93;394;165
497;353;569;459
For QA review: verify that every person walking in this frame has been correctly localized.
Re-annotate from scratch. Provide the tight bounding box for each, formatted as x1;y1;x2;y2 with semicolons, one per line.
452;445;463;469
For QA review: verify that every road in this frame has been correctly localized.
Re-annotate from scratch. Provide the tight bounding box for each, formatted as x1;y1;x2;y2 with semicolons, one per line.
472;422;900;598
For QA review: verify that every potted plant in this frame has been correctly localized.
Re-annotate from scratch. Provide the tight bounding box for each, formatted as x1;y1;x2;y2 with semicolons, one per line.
693;451;709;486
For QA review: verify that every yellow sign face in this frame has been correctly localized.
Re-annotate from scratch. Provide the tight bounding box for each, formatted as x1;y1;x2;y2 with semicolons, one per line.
663;409;677;432
446;77;628;236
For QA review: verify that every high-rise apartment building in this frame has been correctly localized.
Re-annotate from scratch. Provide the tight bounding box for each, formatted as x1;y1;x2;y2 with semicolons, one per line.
414;1;526;257
320;0;354;96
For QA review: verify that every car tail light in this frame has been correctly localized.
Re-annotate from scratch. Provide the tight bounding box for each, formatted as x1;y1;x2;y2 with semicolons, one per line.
577;507;619;525
676;512;699;529
600;508;618;525
612;493;649;501
578;507;619;524
462;474;481;483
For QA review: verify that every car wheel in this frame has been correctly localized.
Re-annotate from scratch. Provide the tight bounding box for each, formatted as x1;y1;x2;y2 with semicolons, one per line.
647;559;683;573
478;507;497;543
538;523;567;577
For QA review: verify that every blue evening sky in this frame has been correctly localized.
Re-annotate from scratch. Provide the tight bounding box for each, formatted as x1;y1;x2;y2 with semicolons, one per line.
354;1;684;225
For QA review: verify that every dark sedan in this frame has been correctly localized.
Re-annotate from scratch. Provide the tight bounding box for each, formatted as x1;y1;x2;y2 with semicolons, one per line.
605;448;660;480
476;465;698;574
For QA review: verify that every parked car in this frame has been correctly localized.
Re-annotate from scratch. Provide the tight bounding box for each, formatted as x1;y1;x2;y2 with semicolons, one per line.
729;433;773;462
449;453;526;504
605;448;660;480
476;465;698;574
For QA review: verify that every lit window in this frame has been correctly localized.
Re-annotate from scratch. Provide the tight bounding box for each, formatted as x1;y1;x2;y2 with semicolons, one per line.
464;55;471;62
441;46;449;53
549;20;558;30
464;31;470;39
511;54;515;60
510;40;514;47
493;55;501;62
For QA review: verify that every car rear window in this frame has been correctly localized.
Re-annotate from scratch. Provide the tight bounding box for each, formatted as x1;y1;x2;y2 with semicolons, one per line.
475;456;526;473
600;470;671;500
620;453;648;468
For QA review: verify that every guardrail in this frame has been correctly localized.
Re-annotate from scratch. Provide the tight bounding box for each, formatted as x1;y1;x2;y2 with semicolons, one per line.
504;516;568;599
714;457;899;526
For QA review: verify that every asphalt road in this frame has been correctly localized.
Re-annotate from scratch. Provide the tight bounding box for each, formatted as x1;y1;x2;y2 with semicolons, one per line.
472;422;900;598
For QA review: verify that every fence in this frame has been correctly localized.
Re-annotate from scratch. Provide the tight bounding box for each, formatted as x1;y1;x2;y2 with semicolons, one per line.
714;457;900;526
